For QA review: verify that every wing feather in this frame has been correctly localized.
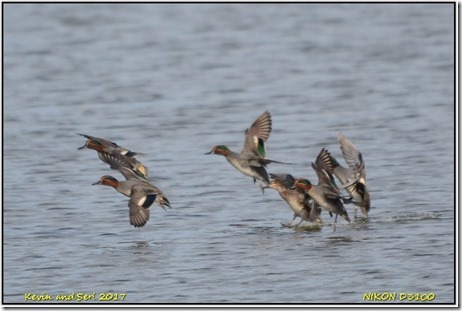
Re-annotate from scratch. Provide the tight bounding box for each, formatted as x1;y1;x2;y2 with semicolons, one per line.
241;111;272;157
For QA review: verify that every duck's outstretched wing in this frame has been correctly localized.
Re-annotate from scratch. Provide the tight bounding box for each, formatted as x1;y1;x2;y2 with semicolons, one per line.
312;148;337;188
128;186;153;228
338;133;365;172
241;111;272;158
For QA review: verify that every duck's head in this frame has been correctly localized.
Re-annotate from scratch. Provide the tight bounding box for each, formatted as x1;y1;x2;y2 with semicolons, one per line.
78;138;104;152
294;178;313;191
205;145;231;156
92;175;119;188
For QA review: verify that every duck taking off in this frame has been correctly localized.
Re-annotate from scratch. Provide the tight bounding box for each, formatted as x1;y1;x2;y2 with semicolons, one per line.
206;111;287;193
329;133;370;218
294;148;351;231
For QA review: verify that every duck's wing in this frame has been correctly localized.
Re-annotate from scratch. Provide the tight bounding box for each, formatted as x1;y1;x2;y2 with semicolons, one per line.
315;148;334;175
98;151;149;180
243;153;288;168
128;186;153;228
241;111;272;158
338;133;365;172
270;173;296;189
312;149;337;188
321;185;344;200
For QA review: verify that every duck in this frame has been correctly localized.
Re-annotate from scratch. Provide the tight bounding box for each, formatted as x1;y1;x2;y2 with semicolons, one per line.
206;111;286;193
77;133;148;179
267;174;322;227
294;148;351;231
92;153;170;228
77;133;144;157
329;133;370;218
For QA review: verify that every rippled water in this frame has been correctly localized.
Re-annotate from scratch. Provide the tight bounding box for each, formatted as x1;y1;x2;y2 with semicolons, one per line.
3;3;455;305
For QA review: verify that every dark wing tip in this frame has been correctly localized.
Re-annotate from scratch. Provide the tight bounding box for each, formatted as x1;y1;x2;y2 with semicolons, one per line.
129;205;150;228
77;133;91;139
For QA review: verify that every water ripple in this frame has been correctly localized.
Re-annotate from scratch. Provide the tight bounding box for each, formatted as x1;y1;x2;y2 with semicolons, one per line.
3;3;454;305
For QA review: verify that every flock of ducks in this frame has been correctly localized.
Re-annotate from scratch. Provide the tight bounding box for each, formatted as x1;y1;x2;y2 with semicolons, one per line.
78;133;170;228
78;111;370;231
206;111;370;231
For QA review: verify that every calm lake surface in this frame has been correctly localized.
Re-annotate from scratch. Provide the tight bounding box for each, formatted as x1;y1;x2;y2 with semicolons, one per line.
3;3;455;305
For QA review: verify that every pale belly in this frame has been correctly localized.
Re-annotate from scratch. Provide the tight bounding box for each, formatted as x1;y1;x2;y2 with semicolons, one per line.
226;157;268;183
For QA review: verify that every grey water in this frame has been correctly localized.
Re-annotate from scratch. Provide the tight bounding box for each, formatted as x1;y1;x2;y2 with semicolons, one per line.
3;3;455;305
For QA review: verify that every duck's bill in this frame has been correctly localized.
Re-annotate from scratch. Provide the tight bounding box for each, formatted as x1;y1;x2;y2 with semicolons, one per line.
92;181;101;186
78;143;87;150
205;150;213;155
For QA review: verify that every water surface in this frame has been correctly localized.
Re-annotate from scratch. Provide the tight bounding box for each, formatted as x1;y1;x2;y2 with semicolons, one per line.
3;3;455;304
